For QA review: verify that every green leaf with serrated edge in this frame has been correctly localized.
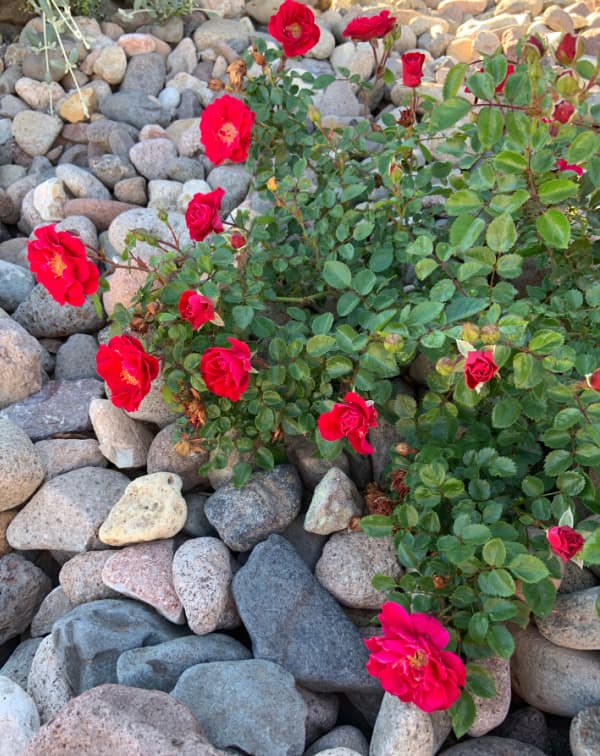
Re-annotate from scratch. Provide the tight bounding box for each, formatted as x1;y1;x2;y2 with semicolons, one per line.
306;334;336;357
478;569;516;597
450;690;476;739
353;220;375;241
496;253;522;278
486;624;515;659
489;456;517;477
415;258;439;280
466;664;497;699
483;538;507;567
486;213;517;253
446;190;482;215
462;524;491;544
255;446;274;470
492;397;521;429
557;471;586;496
430;97;472;131
582;529;600;564
538;178;579;205
371;573;398;591
468;613;489;643
443;63;469;99
553;408;581;430
450;215;486;252
522;578;557;618
513;353;544;389
325;355;353;378
359;515;394;537
484;598;518;621
445;297;488;323
522;476;544;496
508;554;549;583
494;150;528;172
232;305;254;330
529;330;565;354
477;107;504;148
567;131;600;163
323;260;351;289
232;461;253;488
536;209;570;249
544;449;572;476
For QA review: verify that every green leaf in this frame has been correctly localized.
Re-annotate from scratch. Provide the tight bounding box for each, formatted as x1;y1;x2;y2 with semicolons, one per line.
478;569;516;597
492;397;521;428
360;343;398;378
536;209;571;249
443;62;469;99
529;330;565;354
567;131;600;163
232;304;254;330
325;355;354;378
489;456;518;477
583;529;600;563
462;524;492;544
494;150;528;172
312;312;334;334
359;515;393;537
557;471;586;496
450;215;486;252
430;97;472;131
483;538;507;567
486;213;517;253
553;408;581;430
446;190;482;215
522;476;544;496
232;461;253;488
468;613;489;643
408;301;444;326
466;663;497;699
445;296;488;323
371;573;398;591
450;690;476;739
353;220;375;241
538;178;579;205
466;71;495;100
477;107;504;148
306;334;336;357
508;554;550;583
544;449;572;476
255;446;274;470
486;624;515;659
323;260;352;289
415;258;439;280
513;353;544;389
496;253;522;279
340;184;366;202
522;578;557;618
352;269;377;295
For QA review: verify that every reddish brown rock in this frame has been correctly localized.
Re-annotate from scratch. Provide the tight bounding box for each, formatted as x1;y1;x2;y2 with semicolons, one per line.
63;199;139;231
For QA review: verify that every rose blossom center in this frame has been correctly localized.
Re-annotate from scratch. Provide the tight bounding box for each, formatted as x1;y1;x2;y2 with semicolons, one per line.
218;122;239;145
49;252;68;277
120;368;140;386
408;649;428;668
286;22;302;39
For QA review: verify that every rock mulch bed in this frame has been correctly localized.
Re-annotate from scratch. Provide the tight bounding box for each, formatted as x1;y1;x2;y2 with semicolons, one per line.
1;0;600;753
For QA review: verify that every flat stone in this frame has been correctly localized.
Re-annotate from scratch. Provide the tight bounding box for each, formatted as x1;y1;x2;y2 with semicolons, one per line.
99;90;171;130
6;467;129;552
55;164;111;201
12;285;104;338
315;531;403;609
439;736;547;755
469;656;511;737
304;726;369;756
330;41;374;80
232;534;379;693
148;179;182;211
114;176;147;205
30;587;74;637
25;683;226;755
52;599;185;695
0;417;44;511
117;633;251;692
492;706;550;753
146;422;209;491
63;198;139;231
172;537;234;635
570;705;600;756
27;635;73;724
59;551;119;606
536;587;600;650
313;80;361;120
89;154;137;189
370;696;451;756
204;465;302;551
0;639;43;690
172;659;307;755
0;553;51;644
34;439;107;479
0;318;43;408
304;467;363;535
11;111;62;157
0;379;104;441
15;78;65;111
193;19;251;53
124;371;179;428
99;471;187;546
89;398;153;469
102;540;184;624
0;675;40;754
0;259;35;312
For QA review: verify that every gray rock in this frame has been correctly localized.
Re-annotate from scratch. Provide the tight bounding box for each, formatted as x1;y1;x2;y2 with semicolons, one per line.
570;705;600;756
368;412;407;484
304;467;364;535
0;674;40;753
469;656;511;737
52;599;185;695
299;686;339;746
0;416;44;511
99;90;171;130
0;318;43;409
205;465;302;551
232;534;379;693
167;156;205;183
12;285;104;338
370;696;451;756
280;514;327;571
148;179;182;211
114;176;147;206
34;438;107;479
121;52;166;97
146;422;209;491
0;379;104;441
117;633;252;692
54;333;99;380
313;81;361;120
285;435;350;490
158;86;181;110
0;259;35;312
55;164;111;200
89;398;153;469
0;638;43;690
176;88;202;119
304;726;369;756
30;586;74;637
193;19;252;54
59;550;119;606
183;492;216;537
55;215;99;253
172;659;307;755
491;706;550;753
559;562;598;594
439;736;548;755
89;153;137;189
167;37;197;75
536;587;600;650
206;165;251;214
129;137;178;180
0;553;51;644
12;110;62;156
6;467;130;552
27;634;73;723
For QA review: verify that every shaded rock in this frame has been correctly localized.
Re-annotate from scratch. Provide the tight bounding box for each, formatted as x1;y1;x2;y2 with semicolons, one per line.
193;19;251;53
114;176;147;205
125;371;179;428
0;318;43;409
102;540;184;624
536;587;600;650
232;534;379;693
63;198;139;231
370;695;451;756
0;553;51;644
205;465;302;551
0;639;43;691
25;683;226;755
12;285;104;338
129;137;177;180
0;417;44;511
99;90;171;129
89;398;153;469
304;725;369;756
0;259;35;312
99;472;187;546
299;686;339;746
117;633;252;692
6;467;129;552
304;467;363;535
34;439;107;479
491;706;550;753
59;551;119;606
0;510;16;557
30;587;74;637
89;154;136;189
146;422;210;491
206;165;251;214
570;704;600;756
438;736;547;755
52;599;185;695
172;659;307;755
27;635;73;724
183;492;216;537
469;656;511;737
280;513;327;571
0;675;40;754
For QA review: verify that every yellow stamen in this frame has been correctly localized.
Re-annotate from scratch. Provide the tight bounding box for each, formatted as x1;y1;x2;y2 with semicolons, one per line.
49;253;67;277
286;22;302;39
408;649;428;668
218;122;238;145
120;368;140;386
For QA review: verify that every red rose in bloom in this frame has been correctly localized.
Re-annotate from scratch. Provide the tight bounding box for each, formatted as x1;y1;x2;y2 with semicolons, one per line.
342;10;396;42
547;526;585;562
586;369;600;390
185;188;225;242
553;100;575;124
556;158;584;176
96;335;160;412
267;0;321;57
200;337;252;401
556;33;577;66
401;52;426;88
317;391;378;454
464;350;498;390
178;291;216;329
200;94;256;165
27;224;99;307
364;602;466;713
230;232;246;249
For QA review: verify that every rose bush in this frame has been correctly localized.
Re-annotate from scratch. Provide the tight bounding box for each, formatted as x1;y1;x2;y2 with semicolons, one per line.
26;7;600;736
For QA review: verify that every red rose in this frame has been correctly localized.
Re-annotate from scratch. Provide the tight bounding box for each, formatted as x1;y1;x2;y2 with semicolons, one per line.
556;33;577;66
200;94;256;165
96;335;160;412
556;158;584;176
401;52;426;88
464;350;498;390
230;232;246;249
586;369;600;390
267;0;321;57
317;391;378;454
27;224;99;307
553;100;575;124
178;291;216;329
342;10;396;42
547;525;585;562
185;188;225;242
200;337;252;401
364;602;466;713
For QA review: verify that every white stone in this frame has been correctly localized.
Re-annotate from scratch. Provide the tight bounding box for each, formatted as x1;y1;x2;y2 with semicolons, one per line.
32;178;68;222
89;398;154;469
0;675;40;755
370;695;451;756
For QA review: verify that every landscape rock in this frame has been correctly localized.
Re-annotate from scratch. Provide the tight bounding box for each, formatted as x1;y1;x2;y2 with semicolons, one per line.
55;164;111;201
469;656;511;737
304;467;364;535
27;635;73;724
59;551;119;606
34;439;107;479
146;422;210;491
536;586;600;650
0;639;43;691
438;736;548;755
370;696;451;756
12;285;104;338
30;587;74;637
0;318;43;409
54;334;99;381
32;178;68;221
0;259;35;312
0;675;40;755
491;706;550;753
89;398;154;468
0;553;51;644
300;686;339;746
58;88;97;124
183;492;216;537
121;53;166;97
129;137;178;180
0;417;44;511
0;510;17;557
11;111;62;156
304;726;369;756
99;90;171;129
93;45;127;85
570;704;600;756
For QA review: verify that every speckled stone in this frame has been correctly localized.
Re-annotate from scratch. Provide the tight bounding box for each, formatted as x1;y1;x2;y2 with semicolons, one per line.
146;422;209;491
370;696;451;756
27;634;73;724
0;638;43;691
0;318;43;409
30;587;74;637
12;285;104;338
0;674;40;754
570;705;600;756
34;439;107;479
89;399;154;469
304;467;364;535
0;416;44;511
536;587;600;650
469;656;511;737
0;553;51;644
59;551;119;606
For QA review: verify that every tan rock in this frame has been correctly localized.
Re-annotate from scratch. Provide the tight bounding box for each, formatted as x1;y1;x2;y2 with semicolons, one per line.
542;5;575;33
118;32;170;57
494;0;542;14
15;77;65;111
447;36;475;62
0;509;17;556
0;416;45;511
370;696;451;756
58;88;97;123
581;28;600;56
99;472;187;546
468;656;511;737
59;551;119;606
93;45;127;85
89;398;154;469
474;30;502;56
438;0;488;15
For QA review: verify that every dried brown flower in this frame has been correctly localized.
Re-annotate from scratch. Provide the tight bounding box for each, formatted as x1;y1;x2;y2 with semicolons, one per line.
227;59;247;92
390;469;409;499
365;483;394;516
